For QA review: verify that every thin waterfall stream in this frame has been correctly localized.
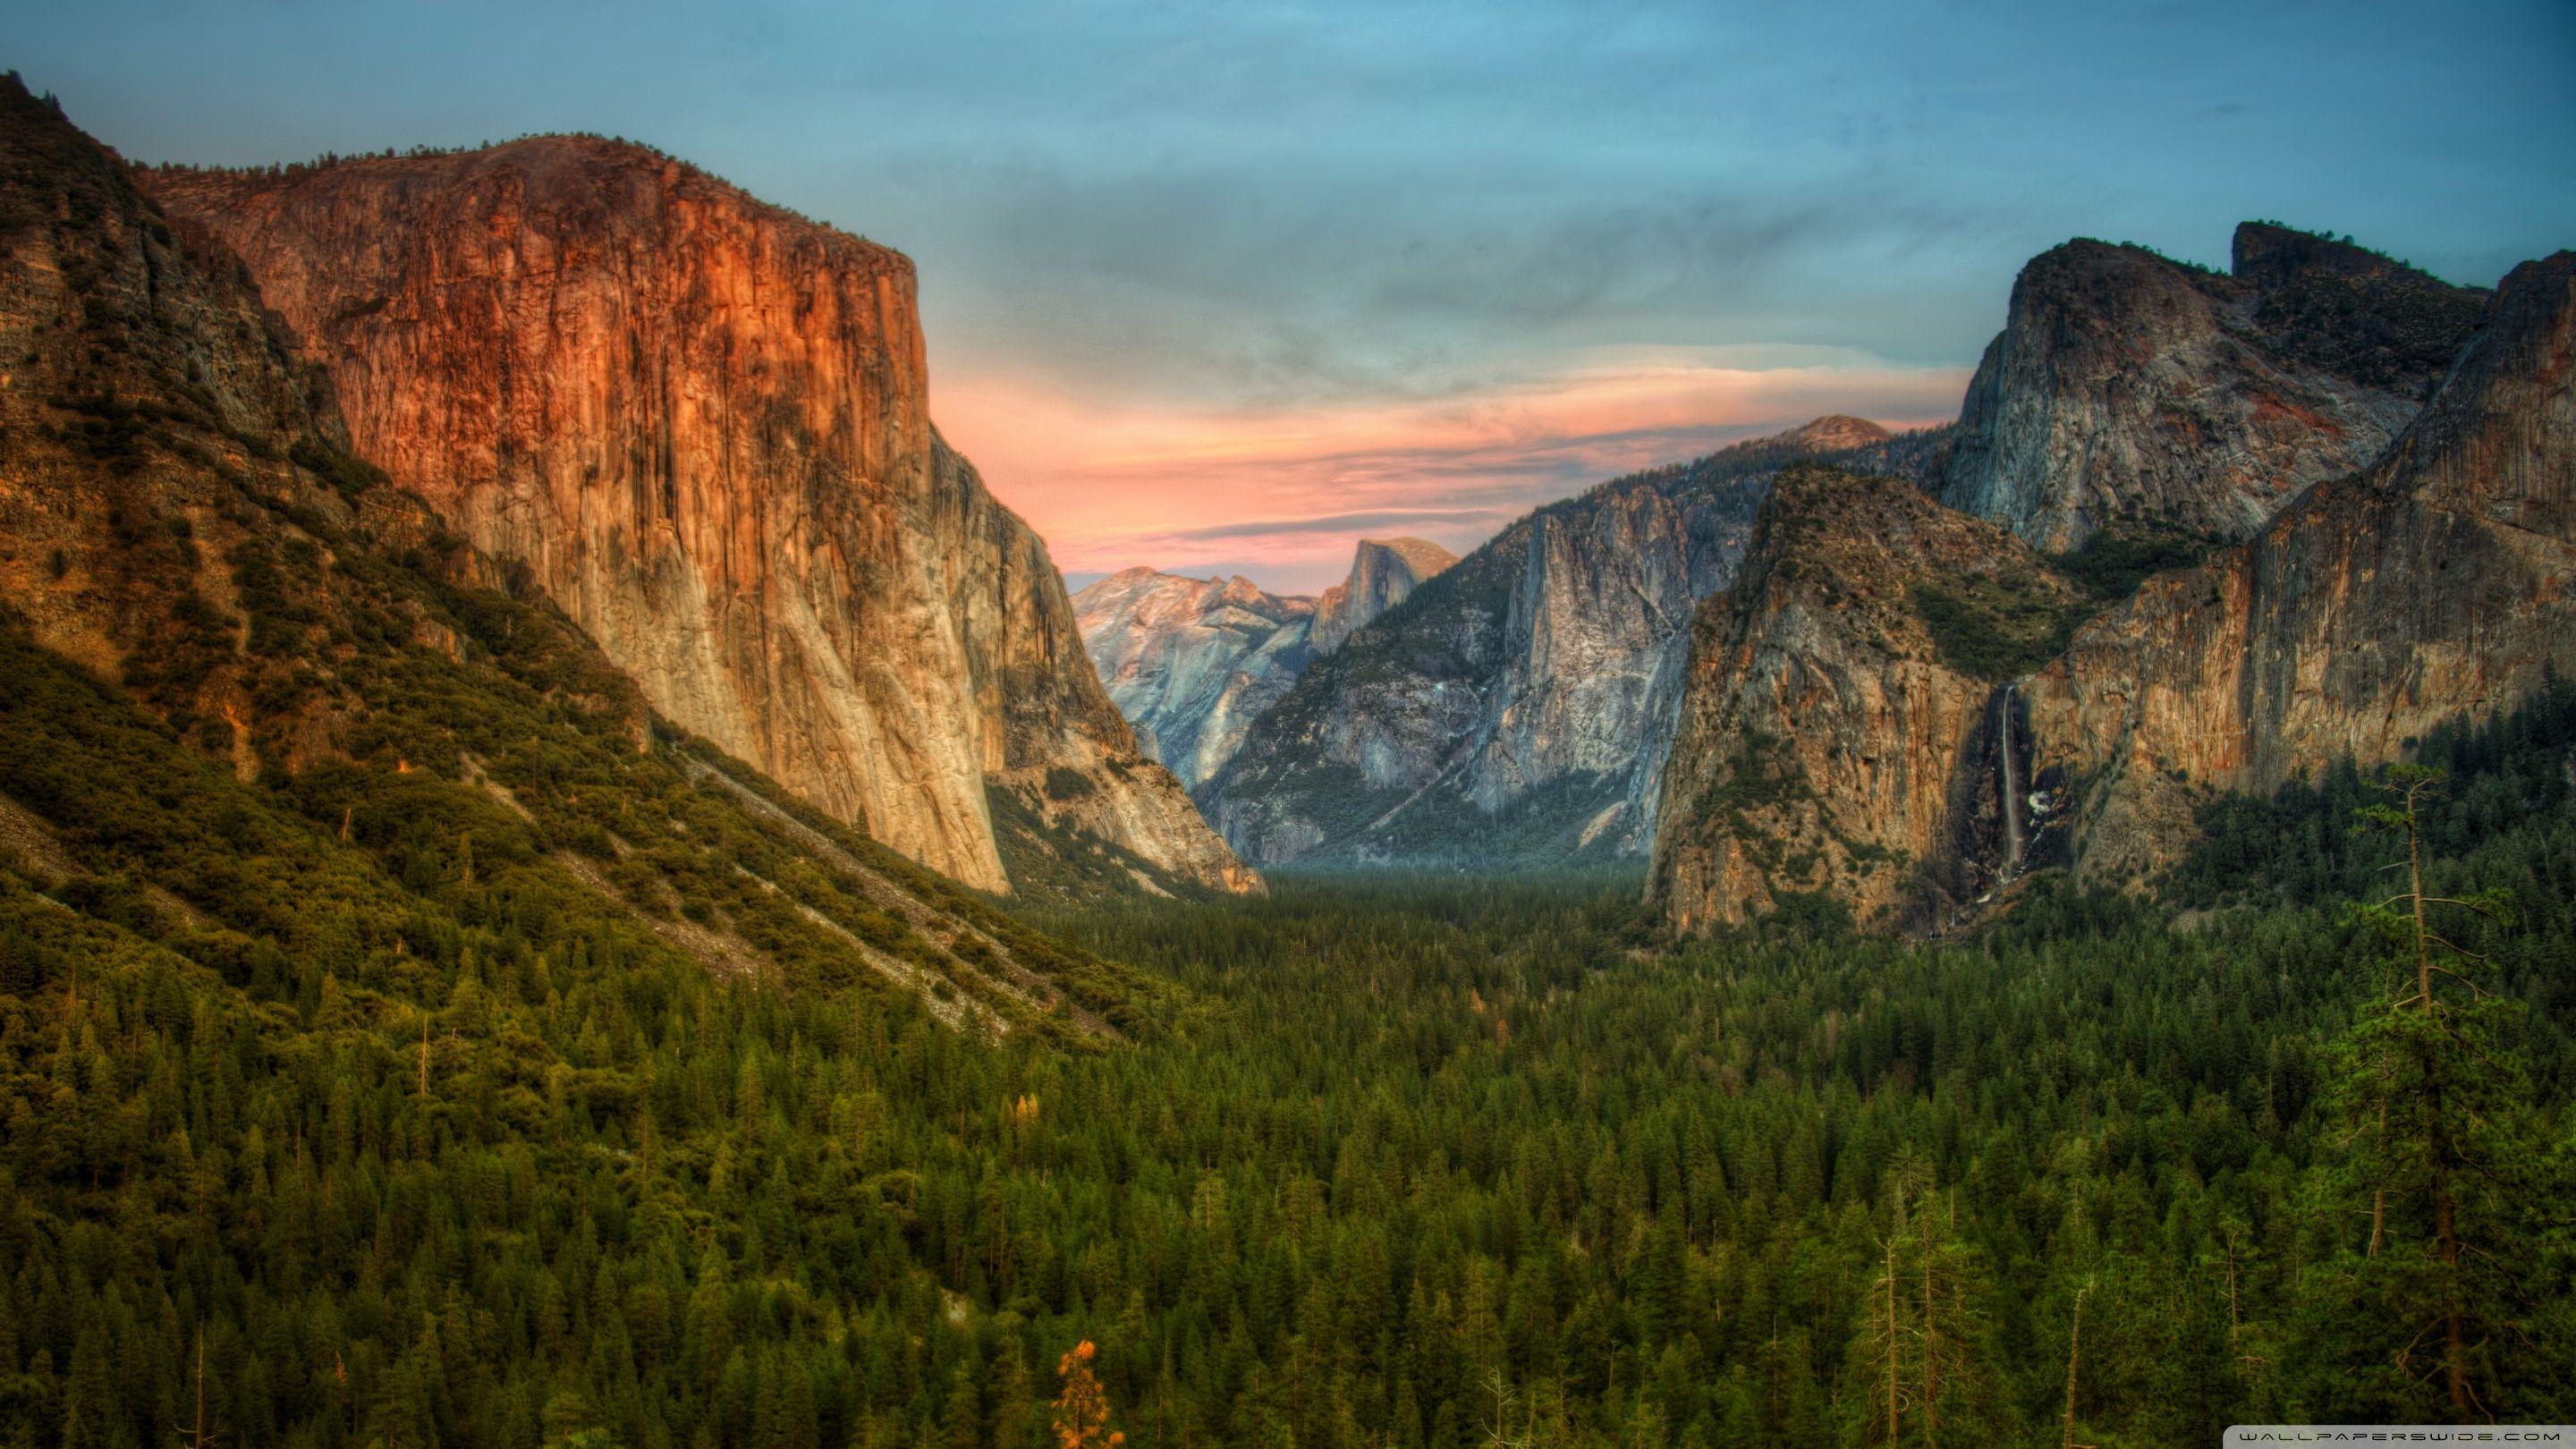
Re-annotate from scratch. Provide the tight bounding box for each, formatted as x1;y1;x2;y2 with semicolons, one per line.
1998;682;2025;879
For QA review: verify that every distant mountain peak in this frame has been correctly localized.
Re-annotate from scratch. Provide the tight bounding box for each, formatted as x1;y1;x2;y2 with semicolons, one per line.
1205;419;1954;870
1073;570;1319;790
1312;537;1458;655
1778;415;1893;450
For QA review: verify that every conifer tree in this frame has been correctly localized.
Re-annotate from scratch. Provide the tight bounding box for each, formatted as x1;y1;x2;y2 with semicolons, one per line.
1052;1343;1123;1449
2299;765;2542;1419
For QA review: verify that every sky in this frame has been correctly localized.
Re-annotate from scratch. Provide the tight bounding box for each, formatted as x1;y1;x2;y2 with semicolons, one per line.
17;1;2575;593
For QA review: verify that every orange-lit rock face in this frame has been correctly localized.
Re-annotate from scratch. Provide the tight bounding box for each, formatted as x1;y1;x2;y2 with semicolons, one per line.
148;140;1250;894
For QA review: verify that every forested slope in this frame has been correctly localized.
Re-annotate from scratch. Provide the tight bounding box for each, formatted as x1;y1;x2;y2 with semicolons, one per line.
13;680;2568;1446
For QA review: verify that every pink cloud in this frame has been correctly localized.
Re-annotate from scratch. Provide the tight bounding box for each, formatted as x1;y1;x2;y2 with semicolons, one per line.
936;348;1972;593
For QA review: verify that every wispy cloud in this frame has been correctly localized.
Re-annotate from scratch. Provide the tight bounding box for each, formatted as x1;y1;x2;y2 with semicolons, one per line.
1153;508;1521;545
19;0;2573;596
944;346;1971;591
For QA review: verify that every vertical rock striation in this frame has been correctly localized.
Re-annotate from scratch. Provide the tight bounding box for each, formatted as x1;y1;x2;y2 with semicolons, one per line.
0;79;1177;1021
1653;235;2573;936
1074;568;1318;789
1208;419;1951;867
1941;225;2484;551
1647;465;2083;932
1072;536;1452;792
0;78;364;757
1309;537;1456;655
143;140;1250;895
2021;249;2576;883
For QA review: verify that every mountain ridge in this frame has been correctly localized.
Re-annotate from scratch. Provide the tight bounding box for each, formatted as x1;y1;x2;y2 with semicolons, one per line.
1938;224;2487;551
0;74;1162;1032
1650;232;2575;934
140;135;1255;899
1072;535;1453;790
1074;567;1318;790
1203;418;1953;869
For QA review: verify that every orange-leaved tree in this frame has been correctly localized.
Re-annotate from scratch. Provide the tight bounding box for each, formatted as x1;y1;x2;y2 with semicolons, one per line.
1053;1342;1123;1449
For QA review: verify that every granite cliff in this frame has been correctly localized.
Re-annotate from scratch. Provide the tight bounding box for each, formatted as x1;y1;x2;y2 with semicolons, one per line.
1941;225;2485;552
0;77;1162;1030
1074;568;1318;789
1309;537;1456;654
1072;535;1451;789
1648;466;2083;931
2022;248;2576;884
142;139;1251;898
1207;419;1951;867
1652;236;2573;934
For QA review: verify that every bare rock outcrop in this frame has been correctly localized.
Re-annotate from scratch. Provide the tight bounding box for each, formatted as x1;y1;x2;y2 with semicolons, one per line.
1941;225;2484;551
0;78;1167;1017
1309;537;1455;654
1653;248;2574;935
1209;419;1951;867
0;79;363;759
1648;466;2083;931
2022;249;2576;882
143;140;1250;895
1074;568;1316;789
1072;535;1454;792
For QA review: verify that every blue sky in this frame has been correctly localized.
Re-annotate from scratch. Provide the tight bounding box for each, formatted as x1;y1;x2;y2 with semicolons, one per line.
18;0;2575;590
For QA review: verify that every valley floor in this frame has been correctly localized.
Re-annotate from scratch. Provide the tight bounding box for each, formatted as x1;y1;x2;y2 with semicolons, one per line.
5;697;2575;1447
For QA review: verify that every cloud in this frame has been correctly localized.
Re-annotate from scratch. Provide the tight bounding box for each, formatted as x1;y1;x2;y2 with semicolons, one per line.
20;0;2574;597
899;142;2009;413
943;345;1972;592
1153;508;1523;545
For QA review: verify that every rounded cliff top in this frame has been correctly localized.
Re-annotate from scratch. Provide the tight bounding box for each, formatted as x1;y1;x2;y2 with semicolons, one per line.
1352;537;1461;580
137;131;916;280
1776;415;1895;452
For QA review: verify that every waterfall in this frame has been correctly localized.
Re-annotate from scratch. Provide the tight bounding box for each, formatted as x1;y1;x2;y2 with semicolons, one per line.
1997;683;2025;879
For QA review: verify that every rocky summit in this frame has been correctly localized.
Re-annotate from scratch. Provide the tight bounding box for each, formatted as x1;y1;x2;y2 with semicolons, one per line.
142;141;1252;898
1308;537;1457;655
1072;536;1452;791
1940;224;2486;553
1074;568;1318;790
2022;248;2576;886
1651;227;2574;936
0;76;1160;1030
1206;419;1951;869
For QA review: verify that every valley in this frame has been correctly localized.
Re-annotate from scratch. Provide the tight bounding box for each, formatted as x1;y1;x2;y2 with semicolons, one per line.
1;18;2572;1445
12;688;2574;1442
